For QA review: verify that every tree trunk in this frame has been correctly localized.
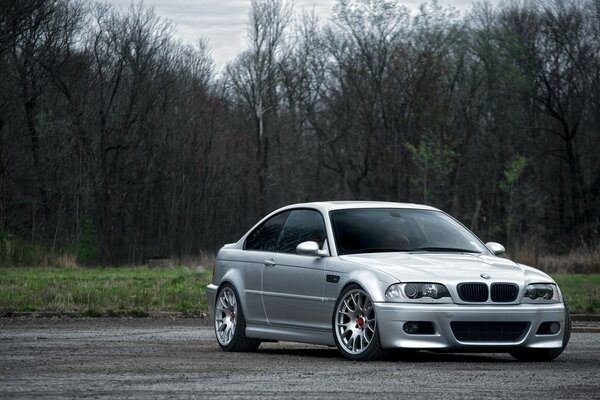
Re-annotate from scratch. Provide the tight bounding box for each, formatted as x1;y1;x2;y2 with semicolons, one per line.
24;98;50;235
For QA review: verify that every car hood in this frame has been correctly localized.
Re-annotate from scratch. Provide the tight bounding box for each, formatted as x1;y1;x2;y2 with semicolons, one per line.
339;252;552;285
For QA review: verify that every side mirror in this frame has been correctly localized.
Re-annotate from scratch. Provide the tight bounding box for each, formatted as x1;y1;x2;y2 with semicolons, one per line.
296;241;328;257
485;242;505;256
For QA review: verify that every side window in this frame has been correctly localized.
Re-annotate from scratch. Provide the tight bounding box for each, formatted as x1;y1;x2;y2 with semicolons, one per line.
244;211;290;251
277;209;327;254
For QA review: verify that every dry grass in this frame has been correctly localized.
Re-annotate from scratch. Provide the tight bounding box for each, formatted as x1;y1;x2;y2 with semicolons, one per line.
511;241;600;274
538;244;600;274
1;232;78;268
177;252;216;270
54;252;78;268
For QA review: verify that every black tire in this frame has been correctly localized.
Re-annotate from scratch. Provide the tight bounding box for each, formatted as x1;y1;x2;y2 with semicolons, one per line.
332;284;386;361
214;283;261;352
510;299;571;361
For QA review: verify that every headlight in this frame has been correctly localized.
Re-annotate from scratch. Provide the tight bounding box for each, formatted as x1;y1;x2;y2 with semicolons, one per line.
386;282;451;301
523;283;561;303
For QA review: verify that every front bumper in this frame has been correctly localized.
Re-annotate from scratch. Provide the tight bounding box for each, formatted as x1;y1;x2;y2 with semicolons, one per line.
374;302;566;350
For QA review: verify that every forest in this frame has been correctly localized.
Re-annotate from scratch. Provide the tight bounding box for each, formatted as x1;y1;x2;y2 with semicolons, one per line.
0;0;598;266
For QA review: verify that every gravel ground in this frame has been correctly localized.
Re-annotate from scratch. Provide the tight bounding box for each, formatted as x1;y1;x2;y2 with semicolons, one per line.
0;317;599;399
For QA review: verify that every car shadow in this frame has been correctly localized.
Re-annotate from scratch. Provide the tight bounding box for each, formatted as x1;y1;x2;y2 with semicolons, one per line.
385;350;514;363
257;347;515;363
258;346;341;359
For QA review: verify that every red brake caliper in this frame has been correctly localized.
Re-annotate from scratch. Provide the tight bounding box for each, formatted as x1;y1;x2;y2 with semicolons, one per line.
357;316;365;328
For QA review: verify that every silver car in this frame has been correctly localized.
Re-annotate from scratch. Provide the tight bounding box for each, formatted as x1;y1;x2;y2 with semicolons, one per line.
206;201;570;361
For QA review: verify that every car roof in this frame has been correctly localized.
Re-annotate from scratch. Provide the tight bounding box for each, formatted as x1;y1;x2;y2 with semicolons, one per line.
277;201;440;213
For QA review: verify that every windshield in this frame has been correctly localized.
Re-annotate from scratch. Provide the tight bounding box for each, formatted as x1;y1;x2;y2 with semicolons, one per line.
330;208;490;255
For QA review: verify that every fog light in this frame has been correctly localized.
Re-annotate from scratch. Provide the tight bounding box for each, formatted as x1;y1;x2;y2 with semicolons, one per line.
403;322;419;334
536;321;561;335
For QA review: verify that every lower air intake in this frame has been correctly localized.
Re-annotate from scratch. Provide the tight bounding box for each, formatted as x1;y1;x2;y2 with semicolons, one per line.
451;321;528;342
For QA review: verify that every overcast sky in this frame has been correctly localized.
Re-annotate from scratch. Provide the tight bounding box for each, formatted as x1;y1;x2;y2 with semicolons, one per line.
102;0;487;70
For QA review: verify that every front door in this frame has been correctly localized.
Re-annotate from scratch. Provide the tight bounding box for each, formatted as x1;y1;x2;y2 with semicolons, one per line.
261;209;330;330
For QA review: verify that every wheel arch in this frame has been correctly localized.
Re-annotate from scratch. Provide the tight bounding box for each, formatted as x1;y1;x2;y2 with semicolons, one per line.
336;268;390;303
216;270;251;319
331;274;386;360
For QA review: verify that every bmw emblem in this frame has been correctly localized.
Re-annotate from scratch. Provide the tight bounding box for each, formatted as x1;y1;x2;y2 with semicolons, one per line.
480;273;491;279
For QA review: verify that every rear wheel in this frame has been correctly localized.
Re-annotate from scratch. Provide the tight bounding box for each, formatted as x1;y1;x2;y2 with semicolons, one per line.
333;284;385;361
214;284;260;352
510;300;571;361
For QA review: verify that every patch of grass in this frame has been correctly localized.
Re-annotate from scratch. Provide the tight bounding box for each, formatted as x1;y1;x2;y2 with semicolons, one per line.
0;267;212;315
0;267;597;316
551;274;600;314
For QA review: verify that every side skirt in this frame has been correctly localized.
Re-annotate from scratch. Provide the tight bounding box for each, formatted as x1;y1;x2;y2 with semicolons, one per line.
245;323;335;346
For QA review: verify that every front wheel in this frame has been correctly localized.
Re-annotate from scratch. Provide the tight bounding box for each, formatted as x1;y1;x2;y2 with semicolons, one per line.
214;284;261;352
333;284;385;361
510;300;572;361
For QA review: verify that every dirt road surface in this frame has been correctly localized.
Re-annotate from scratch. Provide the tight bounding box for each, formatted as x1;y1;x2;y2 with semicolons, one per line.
1;318;598;399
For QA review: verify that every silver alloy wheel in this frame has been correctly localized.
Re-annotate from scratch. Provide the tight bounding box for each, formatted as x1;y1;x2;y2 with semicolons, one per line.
215;286;237;346
334;289;376;354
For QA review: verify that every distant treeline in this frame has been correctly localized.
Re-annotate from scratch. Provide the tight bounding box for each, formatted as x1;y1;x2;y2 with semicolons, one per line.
0;0;598;265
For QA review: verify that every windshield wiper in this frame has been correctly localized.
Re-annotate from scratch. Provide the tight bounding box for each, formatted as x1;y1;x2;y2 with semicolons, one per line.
409;247;481;253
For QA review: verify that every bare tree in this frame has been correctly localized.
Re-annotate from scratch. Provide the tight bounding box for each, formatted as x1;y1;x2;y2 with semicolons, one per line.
7;0;77;238
226;0;292;214
1;0;599;265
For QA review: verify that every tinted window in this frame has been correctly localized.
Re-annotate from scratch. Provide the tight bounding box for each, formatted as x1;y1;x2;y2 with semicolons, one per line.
277;209;327;254
245;211;290;251
330;208;489;255
413;213;473;246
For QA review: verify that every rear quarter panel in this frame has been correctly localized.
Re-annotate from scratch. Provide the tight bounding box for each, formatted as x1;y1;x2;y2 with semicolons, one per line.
214;247;267;325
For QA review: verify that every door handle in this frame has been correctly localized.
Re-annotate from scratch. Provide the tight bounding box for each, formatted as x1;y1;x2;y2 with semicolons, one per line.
263;259;276;267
